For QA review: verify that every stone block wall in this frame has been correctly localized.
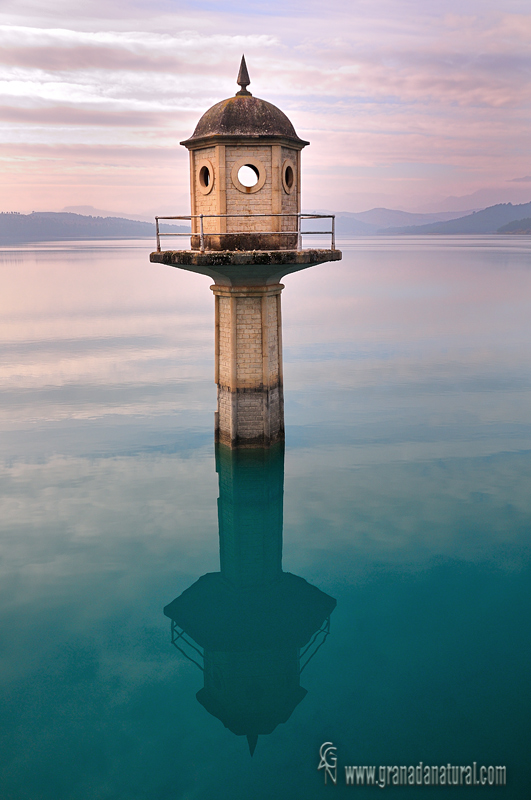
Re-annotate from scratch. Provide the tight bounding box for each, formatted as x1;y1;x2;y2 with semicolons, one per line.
225;145;272;233
191;146;218;234
280;146;299;232
212;284;284;447
189;142;301;250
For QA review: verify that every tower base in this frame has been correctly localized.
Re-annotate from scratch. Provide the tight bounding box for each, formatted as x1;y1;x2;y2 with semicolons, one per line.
212;284;284;448
149;247;342;448
215;385;284;448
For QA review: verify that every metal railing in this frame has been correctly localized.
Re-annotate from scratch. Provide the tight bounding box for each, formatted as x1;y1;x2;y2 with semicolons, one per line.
155;213;336;252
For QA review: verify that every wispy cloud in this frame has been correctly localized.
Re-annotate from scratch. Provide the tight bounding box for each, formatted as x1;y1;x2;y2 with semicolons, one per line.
0;3;530;213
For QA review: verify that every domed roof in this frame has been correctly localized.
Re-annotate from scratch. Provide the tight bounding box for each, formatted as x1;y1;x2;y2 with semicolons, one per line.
181;57;309;149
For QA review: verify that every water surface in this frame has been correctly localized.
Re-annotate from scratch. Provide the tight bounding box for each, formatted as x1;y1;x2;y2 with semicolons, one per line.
1;236;530;798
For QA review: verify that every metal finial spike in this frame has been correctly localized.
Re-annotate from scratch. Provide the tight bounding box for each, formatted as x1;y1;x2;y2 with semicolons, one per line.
236;55;251;96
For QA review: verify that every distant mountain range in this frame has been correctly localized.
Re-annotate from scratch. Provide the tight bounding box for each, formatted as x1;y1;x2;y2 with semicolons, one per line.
0;212;189;244
380;202;531;235
316;208;478;236
304;203;531;235
498;218;531;234
61;205;173;223
420;184;531;213
2;202;531;245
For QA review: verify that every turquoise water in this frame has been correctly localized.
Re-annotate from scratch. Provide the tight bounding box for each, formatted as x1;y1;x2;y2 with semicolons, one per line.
1;237;530;798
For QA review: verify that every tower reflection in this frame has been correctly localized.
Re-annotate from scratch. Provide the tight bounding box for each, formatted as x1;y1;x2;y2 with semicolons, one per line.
164;443;336;754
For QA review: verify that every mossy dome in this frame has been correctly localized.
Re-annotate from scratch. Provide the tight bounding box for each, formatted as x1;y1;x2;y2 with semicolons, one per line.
181;57;309;149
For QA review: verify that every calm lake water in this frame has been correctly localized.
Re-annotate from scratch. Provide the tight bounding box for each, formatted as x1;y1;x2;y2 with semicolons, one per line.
1;236;530;798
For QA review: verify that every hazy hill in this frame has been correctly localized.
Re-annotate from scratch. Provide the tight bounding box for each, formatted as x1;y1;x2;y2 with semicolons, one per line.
334;214;377;235
498;218;531;234
0;212;189;244
346;207;476;227
302;207;476;236
422;185;531;213
61;205;186;224
6;205;528;244
62;205;156;223
381;202;531;235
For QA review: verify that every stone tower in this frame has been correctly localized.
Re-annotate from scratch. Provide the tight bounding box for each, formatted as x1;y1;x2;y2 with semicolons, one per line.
151;57;341;447
181;55;306;252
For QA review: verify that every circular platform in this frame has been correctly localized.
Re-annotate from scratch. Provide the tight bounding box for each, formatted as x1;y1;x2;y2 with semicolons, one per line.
149;248;342;286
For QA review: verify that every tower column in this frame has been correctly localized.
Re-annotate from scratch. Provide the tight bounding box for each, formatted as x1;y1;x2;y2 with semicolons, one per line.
212;283;284;447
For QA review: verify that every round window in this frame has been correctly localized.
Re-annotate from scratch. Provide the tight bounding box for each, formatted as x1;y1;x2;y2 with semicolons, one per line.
197;159;214;195
231;158;266;194
237;164;259;187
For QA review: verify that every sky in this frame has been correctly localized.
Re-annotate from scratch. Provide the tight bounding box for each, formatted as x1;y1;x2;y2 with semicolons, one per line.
0;0;530;215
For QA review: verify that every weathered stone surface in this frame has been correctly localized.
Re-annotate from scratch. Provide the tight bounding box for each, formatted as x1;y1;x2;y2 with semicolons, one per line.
190;232;298;252
212;284;284;447
150;248;341;286
184;137;302;251
151;59;343;447
181;95;308;149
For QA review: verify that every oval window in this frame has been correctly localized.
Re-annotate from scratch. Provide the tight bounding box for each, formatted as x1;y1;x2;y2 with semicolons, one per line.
284;164;294;189
282;161;295;194
199;165;210;188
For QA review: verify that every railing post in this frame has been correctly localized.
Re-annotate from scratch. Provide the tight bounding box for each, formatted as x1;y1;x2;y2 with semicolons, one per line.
297;214;302;251
156;217;160;252
199;214;205;252
331;215;335;250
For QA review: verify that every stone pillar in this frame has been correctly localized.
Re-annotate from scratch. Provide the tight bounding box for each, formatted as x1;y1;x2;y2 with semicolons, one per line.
212;283;284;447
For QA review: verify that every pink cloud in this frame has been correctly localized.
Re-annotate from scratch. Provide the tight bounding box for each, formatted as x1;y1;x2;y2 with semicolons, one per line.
0;5;529;213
